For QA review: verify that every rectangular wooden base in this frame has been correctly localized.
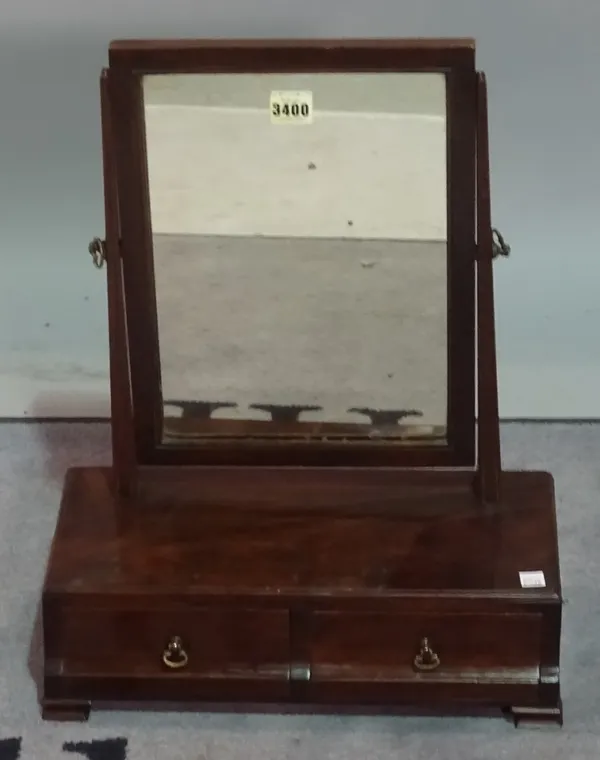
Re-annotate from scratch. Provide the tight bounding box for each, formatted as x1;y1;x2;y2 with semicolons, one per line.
40;466;563;725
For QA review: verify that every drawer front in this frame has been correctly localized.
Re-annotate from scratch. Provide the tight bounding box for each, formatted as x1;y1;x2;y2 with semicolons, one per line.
304;611;543;699
46;607;289;683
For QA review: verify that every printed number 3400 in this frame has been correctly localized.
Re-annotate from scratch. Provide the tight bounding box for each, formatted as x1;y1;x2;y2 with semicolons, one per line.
270;91;313;123
272;101;310;117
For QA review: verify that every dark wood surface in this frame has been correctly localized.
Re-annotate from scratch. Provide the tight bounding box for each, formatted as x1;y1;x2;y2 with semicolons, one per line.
44;467;561;594
105;38;477;469
100;69;136;496
108;37;476;70
162;416;446;442
474;71;502;503
41;466;562;723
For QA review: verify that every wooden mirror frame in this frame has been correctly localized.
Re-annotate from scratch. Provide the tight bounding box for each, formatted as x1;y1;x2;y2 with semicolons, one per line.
103;38;477;473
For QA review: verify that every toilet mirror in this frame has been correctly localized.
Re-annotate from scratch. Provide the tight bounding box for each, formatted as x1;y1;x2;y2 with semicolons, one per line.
107;39;476;466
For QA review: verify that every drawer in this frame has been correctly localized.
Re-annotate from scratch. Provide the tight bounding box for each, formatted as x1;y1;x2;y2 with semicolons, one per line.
45;606;289;682
306;611;543;685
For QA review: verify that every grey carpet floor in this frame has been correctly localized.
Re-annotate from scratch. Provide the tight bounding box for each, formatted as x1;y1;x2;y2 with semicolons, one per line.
1;422;599;758
154;235;447;427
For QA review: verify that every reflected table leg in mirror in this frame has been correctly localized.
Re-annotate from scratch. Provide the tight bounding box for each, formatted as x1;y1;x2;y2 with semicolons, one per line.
164;400;238;419
249;403;323;423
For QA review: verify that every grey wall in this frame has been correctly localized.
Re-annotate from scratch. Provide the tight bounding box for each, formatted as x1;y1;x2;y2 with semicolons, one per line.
143;73;446;115
1;0;599;417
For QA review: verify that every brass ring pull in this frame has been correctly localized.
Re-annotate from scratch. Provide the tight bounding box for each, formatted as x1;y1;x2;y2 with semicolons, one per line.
413;637;440;672
162;636;189;670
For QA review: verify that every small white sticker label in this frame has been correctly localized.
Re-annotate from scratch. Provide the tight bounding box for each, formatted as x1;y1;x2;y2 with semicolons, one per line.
519;570;546;588
270;90;313;124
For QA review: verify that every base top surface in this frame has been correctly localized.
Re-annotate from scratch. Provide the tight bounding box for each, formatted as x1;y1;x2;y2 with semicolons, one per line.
44;467;560;599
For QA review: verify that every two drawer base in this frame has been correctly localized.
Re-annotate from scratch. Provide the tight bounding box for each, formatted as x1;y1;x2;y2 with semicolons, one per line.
41;605;562;726
40;466;563;725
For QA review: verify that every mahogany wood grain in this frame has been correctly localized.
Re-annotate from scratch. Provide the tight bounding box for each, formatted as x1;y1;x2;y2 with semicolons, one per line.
474;71;502;503
41;466;562;723
108;38;476;73
41;700;90;722
44;467;561;595
100;69;136;496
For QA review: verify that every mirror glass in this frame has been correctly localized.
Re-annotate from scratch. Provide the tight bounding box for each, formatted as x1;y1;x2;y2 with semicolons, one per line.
142;72;448;444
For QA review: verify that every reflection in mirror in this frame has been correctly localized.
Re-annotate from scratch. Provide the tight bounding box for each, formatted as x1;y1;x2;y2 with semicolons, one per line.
142;72;448;444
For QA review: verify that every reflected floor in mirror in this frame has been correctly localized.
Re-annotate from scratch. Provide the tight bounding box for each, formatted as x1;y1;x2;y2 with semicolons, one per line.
155;234;447;437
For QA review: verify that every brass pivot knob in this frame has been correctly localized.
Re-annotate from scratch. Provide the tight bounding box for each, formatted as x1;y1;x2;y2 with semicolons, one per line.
413;637;440;672
162;636;189;669
88;237;106;269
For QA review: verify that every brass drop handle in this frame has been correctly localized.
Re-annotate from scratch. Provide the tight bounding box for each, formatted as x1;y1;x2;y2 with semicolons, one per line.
413;637;440;672
162;636;189;670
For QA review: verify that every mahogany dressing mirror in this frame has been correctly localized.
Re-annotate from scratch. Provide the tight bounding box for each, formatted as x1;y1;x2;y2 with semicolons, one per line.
40;39;562;727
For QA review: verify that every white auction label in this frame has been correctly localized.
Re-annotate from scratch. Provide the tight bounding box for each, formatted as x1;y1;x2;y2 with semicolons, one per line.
270;90;313;124
519;570;546;588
